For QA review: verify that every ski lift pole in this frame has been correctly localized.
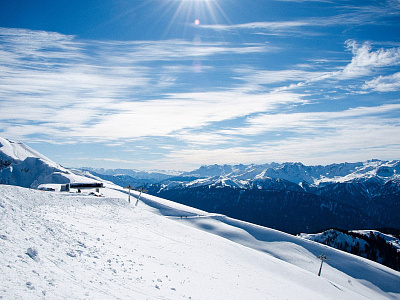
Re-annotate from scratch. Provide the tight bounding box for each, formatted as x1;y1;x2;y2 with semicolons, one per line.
317;254;328;276
134;189;141;206
123;183;133;203
135;186;148;207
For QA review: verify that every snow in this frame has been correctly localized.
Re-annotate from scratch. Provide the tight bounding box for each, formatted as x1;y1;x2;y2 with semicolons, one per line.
1;184;400;299
0;137;110;189
351;230;400;252
299;229;370;254
3;137;400;193
0;137;54;165
166;160;400;190
1;137;400;299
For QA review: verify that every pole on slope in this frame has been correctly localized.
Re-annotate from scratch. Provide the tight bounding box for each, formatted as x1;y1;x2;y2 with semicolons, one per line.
123;183;134;203
134;186;148;207
317;254;329;276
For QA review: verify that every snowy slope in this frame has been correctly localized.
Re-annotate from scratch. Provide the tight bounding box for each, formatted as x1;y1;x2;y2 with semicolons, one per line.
138;192;400;297
0;137;56;164
0;137;103;188
1;185;399;299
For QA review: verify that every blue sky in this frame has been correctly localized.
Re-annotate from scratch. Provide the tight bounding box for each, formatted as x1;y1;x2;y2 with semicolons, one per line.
1;0;400;171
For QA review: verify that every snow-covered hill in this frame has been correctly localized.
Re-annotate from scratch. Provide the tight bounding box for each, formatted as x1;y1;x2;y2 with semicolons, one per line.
1;184;400;299
0;137;102;188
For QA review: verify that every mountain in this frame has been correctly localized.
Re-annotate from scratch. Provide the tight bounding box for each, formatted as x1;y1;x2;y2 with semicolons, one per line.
1;184;400;299
1;136;400;298
299;229;400;271
79;167;176;188
169;160;400;187
0;137;103;189
149;186;383;234
2;137;399;235
146;161;400;234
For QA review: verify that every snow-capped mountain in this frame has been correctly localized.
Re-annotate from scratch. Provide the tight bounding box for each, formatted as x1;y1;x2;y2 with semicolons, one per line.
80;167;178;181
1;184;400;299
1;136;400;298
2;137;399;235
146;161;400;234
80;160;400;192
78;167;177;189
166;160;400;188
0;137;102;189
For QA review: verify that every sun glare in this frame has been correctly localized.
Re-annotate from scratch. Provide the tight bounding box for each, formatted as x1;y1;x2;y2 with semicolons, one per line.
165;0;228;34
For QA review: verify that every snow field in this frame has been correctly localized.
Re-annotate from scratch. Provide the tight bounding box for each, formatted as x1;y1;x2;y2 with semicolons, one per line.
1;184;399;299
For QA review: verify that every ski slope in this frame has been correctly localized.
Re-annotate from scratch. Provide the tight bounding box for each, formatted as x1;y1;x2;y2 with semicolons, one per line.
1;184;399;299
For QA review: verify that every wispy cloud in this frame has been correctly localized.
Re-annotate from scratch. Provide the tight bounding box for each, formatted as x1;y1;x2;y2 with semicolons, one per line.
0;29;400;144
161;103;400;167
200;21;309;32
0;27;273;142
233;68;330;86
62;90;307;144
232;104;400;136
275;0;332;2
1;27;398;145
340;40;400;79
227;40;400;99
1;24;399;169
363;72;400;92
200;1;400;36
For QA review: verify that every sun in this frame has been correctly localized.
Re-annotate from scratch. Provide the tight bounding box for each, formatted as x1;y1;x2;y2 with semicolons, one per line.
132;0;229;39
165;0;228;33
181;0;205;1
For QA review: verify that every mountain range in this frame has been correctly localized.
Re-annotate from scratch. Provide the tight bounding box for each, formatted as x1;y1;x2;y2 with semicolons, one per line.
1;136;400;298
2;137;399;234
144;161;400;234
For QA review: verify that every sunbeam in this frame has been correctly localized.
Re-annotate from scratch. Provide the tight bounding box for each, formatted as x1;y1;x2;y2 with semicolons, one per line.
161;0;231;38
